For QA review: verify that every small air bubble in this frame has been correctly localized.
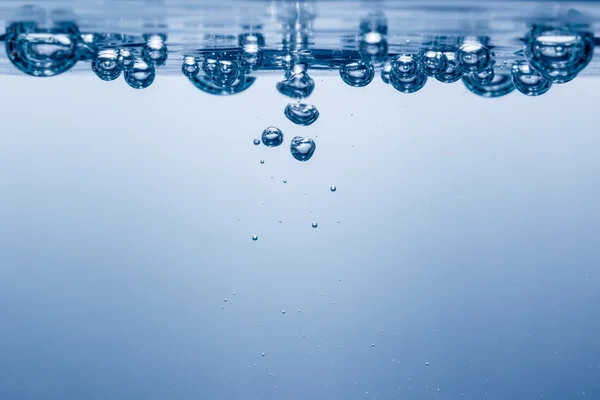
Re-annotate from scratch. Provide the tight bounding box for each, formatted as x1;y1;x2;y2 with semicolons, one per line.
330;185;337;192
252;235;258;241
312;222;318;228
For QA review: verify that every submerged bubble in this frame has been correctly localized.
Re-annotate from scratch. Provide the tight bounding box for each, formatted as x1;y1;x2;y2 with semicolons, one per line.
468;65;495;85
391;54;420;79
276;65;315;99
290;137;316;162
524;24;594;83
142;35;168;66
212;59;241;87
253;138;260;146
282;310;286;314
239;33;265;73
284;103;320;126
381;61;393;84
462;70;515;98
5;20;80;77
330;185;337;192
182;56;200;78
435;50;463;83
124;60;155;89
340;61;375;87
117;49;135;69
458;43;490;73
260;160;265;164
390;70;427;94
312;222;318;228
262;127;284;147
419;49;447;77
252;235;258;241
190;74;256;96
511;60;552;96
92;49;121;81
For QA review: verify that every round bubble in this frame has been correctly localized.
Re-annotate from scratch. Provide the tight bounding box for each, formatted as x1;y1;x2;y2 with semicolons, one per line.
182;56;200;78
458;43;491;73
435;50;463;83
142;39;168;66
290;137;316;162
391;54;420;79
262;127;284;147
340;61;375;87
524;24;594;84
5;21;79;77
211;59;241;87
419;50;447;77
462;70;515;98
391;70;427;94
381;61;393;84
117;49;136;69
92;49;122;81
240;46;264;73
124;60;155;89
511;60;552;96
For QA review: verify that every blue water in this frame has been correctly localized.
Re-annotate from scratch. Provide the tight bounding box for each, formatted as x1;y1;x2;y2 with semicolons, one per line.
0;1;599;399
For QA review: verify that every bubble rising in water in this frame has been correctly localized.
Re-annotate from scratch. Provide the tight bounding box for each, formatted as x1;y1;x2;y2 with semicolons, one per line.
290;137;316;162
124;60;155;89
435;50;463;83
312;222;318;228
92;49;121;81
252;235;258;241
276;65;315;99
524;24;594;84
340;61;375;87
419;49;447;77
457;43;491;73
253;138;260;146
284;103;320;126
262;127;284;147
5;21;80;77
462;70;515;98
511;60;552;96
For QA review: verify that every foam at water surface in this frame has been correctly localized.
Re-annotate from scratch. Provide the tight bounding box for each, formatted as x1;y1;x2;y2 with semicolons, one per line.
0;0;598;98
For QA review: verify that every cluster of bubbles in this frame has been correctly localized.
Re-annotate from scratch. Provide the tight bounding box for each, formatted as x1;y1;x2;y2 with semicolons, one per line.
3;6;595;100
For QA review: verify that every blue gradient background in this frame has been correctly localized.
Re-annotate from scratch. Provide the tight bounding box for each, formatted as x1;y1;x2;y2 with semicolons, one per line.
0;74;599;399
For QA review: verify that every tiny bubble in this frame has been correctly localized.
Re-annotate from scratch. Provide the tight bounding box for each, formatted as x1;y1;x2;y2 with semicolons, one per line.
312;222;318;228
253;138;260;145
330;185;337;192
260;160;265;164
252;235;258;241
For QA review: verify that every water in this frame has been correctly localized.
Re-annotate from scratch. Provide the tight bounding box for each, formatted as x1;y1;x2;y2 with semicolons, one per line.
1;1;600;400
